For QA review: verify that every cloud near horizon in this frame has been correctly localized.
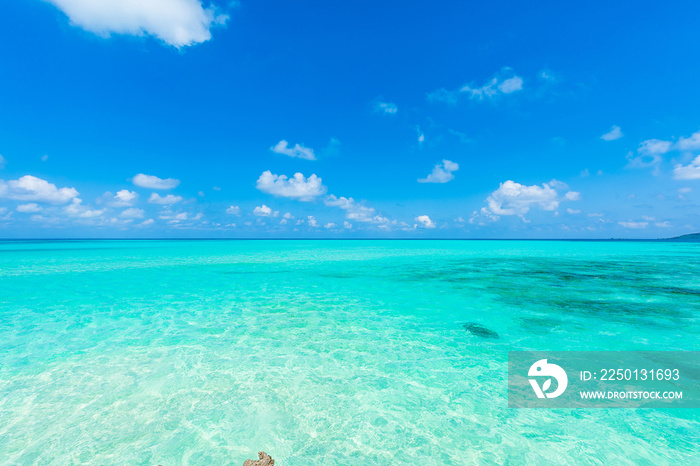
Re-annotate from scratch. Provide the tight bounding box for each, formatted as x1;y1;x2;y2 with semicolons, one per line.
0;175;79;204
473;180;580;222
132;174;180;190
148;193;183;205
256;171;327;201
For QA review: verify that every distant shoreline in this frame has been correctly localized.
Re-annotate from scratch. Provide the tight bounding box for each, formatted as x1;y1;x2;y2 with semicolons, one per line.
1;236;698;242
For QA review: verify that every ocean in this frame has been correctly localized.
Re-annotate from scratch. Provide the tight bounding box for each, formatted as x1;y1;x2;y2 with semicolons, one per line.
0;240;698;464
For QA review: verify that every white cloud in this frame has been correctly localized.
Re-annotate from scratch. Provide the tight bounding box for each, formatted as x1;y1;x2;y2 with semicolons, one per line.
148;193;183;204
16;203;41;213
673;155;700;180
418;159;459;183
428;69;523;105
343;221;352;229
498;76;523;93
655;221;672;228
601;125;623;141
307;216;318;227
140;218;154;226
475;180;580;221
133;173;180;190
324;194;388;224
226;205;240;215
120;207;144;219
639;139;672;156
626;140;669;170
618;221;648;229
64;198;104;218
375;101;398;114
41;155;49;162
45;0;229;48
0;175;79;204
256;170;327;201
107;189;139;207
270;140;316;160
679;187;692;193
487;181;559;216
159;211;188;222
253;205;272;216
324;222;336;229
283;212;293;219
461;77;499;99
566;208;581;214
0;155;5;169
677;130;700;151
414;215;436;228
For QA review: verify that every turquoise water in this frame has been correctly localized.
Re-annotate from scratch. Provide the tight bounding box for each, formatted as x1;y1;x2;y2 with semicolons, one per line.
1;240;699;465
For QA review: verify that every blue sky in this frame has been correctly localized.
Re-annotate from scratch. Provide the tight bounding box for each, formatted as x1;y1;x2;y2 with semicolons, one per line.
1;1;700;238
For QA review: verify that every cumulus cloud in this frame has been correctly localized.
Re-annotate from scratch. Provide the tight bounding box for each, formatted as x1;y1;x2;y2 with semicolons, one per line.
271;140;316;160
120;207;145;219
226;205;240;215
253;205;272;216
64;198;104;218
673;155;700;180
677;130;700;152
133;173;180;190
418;159;459;183
98;190;138;207
601;125;623;141
324;222;336;229
375;101;398;114
256;170;326;201
45;0;229;48
486;181;559;215
16;203;41;213
324;194;388;224
0;175;79;204
429;68;523;105
343;221;352;229
414;215;436;228
307;216;318;227
472;180;581;222
148;193;183;204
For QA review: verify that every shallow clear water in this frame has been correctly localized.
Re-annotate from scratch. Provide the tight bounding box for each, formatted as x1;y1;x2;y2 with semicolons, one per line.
0;240;698;465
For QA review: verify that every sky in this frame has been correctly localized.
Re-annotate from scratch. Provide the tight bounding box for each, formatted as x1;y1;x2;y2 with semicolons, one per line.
1;1;700;239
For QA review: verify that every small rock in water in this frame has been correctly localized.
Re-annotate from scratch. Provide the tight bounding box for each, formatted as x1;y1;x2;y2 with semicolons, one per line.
244;451;275;466
463;322;499;339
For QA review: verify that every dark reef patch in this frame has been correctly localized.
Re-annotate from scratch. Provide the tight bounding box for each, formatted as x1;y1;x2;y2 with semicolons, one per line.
463;322;499;339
